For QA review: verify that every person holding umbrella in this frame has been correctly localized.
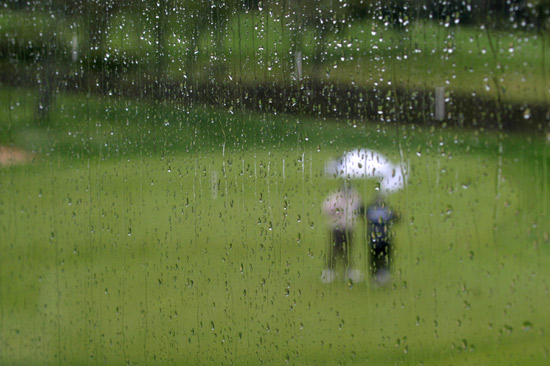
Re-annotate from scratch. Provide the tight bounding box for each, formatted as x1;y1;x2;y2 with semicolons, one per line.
321;181;365;284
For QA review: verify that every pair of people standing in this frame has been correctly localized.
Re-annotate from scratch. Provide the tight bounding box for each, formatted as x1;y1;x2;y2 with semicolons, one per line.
321;183;397;285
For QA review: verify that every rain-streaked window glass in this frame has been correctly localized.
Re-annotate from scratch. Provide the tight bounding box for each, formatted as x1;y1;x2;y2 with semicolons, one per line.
1;1;549;364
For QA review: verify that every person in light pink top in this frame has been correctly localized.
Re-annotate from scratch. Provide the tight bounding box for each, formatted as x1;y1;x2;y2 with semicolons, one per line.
321;183;365;283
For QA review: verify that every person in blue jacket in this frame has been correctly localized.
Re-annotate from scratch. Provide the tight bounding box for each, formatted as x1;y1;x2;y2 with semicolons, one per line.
365;195;398;285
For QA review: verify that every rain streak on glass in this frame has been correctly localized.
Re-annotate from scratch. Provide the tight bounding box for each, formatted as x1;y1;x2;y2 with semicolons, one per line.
0;1;549;365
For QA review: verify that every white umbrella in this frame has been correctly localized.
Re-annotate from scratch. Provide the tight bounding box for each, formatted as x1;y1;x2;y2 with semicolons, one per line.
325;148;408;194
379;162;408;194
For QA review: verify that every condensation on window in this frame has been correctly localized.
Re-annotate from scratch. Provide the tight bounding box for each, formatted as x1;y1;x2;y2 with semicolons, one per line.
0;1;549;365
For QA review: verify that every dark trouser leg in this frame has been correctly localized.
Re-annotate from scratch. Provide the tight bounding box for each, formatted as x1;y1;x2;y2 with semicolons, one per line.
369;242;391;276
345;229;353;269
327;228;352;269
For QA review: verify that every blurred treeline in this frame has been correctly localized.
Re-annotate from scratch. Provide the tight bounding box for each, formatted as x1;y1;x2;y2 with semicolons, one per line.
1;0;550;128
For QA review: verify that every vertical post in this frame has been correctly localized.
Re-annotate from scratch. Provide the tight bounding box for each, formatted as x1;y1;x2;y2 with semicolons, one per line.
71;35;78;62
295;51;303;80
435;86;445;121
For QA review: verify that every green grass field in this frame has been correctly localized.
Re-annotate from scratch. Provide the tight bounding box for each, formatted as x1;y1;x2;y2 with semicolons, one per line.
3;8;549;106
1;90;550;365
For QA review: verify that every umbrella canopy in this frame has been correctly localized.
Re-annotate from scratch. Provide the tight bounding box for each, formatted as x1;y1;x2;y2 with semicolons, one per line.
379;163;408;194
325;148;408;194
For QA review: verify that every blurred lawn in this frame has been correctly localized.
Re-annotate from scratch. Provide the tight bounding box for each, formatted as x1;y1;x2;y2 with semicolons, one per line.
2;9;549;105
1;90;549;365
217;16;550;104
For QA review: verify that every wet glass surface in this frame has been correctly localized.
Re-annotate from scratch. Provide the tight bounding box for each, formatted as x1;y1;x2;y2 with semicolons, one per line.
1;1;549;364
